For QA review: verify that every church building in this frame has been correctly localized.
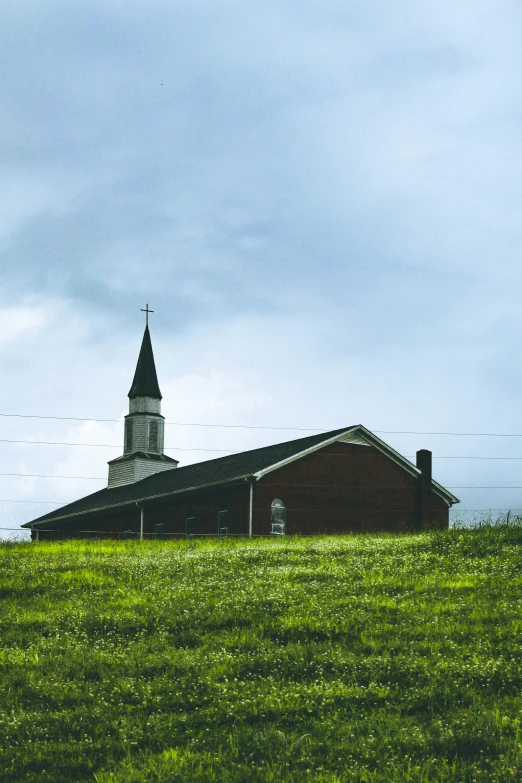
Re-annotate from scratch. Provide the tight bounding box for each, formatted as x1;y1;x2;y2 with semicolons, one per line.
24;322;459;539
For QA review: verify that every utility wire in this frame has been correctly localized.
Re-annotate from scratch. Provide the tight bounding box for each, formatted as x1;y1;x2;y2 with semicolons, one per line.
2;478;522;487
0;499;62;504
0;473;105;480
4;519;522;535
4;437;522;459
0;412;321;430
3;520;518;534
4;502;522;510
2;411;522;438
0;439;237;452
0;413;119;423
3;487;522;506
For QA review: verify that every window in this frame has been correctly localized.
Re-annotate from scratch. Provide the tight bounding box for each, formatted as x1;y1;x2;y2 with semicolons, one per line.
271;498;286;535
125;420;133;452
186;515;196;538
218;505;228;537
155;523;164;539
149;420;159;451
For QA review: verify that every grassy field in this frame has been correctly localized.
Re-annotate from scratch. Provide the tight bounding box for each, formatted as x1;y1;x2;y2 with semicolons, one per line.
1;523;522;782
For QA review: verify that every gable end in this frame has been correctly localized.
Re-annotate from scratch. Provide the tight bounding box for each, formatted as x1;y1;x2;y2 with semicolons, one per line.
254;425;459;507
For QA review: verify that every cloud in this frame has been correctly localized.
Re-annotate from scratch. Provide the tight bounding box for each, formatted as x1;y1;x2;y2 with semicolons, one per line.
2;1;522;534
0;306;48;346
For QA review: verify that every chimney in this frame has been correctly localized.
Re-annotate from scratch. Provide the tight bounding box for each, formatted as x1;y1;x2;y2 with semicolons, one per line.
415;449;432;532
416;449;432;485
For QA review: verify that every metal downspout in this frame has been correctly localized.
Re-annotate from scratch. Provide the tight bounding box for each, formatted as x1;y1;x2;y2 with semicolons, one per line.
248;477;254;538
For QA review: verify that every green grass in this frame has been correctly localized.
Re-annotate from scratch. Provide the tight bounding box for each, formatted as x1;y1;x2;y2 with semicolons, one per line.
1;523;522;783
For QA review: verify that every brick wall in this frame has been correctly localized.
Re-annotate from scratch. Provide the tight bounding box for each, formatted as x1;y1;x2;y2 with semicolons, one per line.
36;484;251;540
253;441;448;534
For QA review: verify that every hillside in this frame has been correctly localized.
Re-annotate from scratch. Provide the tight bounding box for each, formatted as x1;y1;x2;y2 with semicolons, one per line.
1;525;521;782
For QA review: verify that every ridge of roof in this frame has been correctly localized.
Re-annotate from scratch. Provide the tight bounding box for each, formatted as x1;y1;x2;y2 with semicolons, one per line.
128;326;162;400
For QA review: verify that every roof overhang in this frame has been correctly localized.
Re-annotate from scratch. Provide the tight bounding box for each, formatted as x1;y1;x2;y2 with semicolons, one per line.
22;474;253;529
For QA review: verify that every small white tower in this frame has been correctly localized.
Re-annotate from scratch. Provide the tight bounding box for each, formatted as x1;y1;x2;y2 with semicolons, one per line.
107;307;178;488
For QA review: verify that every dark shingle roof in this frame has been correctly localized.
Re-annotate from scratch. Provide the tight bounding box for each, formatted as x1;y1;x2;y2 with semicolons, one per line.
24;428;350;528
128;326;162;399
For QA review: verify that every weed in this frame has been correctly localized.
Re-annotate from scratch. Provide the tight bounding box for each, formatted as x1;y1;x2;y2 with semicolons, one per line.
0;523;521;781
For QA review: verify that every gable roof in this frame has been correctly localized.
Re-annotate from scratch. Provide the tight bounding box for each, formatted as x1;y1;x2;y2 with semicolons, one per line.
23;425;459;529
128;325;162;399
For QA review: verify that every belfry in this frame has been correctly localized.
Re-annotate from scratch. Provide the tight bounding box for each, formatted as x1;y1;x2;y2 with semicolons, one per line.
107;309;178;488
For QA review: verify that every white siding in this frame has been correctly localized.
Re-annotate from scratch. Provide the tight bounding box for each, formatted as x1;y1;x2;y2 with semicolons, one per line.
129;397;161;414
123;414;164;455
108;460;135;488
338;433;371;447
108;457;177;488
134;458;176;482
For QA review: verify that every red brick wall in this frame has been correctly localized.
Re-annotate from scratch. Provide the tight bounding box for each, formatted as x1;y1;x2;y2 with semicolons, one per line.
142;484;251;537
35;507;142;540
253;442;448;535
36;442;449;539
37;484;252;540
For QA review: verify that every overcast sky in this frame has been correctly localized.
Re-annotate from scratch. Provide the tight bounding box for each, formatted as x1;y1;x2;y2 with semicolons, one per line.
2;0;522;536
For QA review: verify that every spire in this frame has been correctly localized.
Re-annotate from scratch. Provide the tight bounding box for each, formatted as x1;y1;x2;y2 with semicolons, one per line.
128;325;162;399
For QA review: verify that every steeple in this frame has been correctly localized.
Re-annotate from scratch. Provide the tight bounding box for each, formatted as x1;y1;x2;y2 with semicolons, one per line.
107;309;178;488
128;325;162;400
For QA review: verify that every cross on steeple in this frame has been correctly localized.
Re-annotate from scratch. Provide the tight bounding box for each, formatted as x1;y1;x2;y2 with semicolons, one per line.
141;303;154;327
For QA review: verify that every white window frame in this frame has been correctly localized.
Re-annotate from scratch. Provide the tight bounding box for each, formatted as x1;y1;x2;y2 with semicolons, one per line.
270;498;286;535
218;508;228;537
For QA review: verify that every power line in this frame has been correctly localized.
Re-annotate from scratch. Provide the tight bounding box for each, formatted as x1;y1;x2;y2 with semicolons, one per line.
3;519;522;535
0;438;122;447
3;516;521;536
0;413;119;423
3;485;522;507
0;473;105;480
4;436;522;459
260;484;522;489
4;480;522;489
374;431;522;438
0;412;323;430
0;439;238;452
3;411;522;438
0;499;64;504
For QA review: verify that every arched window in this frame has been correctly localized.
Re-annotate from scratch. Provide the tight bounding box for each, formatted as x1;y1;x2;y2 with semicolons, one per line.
125;419;134;452
271;498;286;535
148;420;159;451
